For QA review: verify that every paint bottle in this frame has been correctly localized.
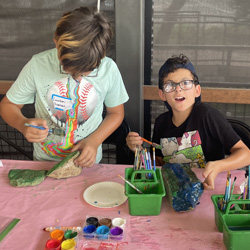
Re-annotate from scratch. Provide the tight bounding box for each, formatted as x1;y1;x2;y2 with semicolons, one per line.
99;217;112;228
112;218;126;229
96;225;110;240
64;230;78;240
86;217;99;228
50;229;64;242
110;227;123;240
44;239;61;250
83;225;96;239
61;239;76;250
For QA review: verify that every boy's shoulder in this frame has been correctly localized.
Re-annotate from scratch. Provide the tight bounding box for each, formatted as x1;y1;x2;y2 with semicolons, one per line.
31;48;57;61
194;102;219;115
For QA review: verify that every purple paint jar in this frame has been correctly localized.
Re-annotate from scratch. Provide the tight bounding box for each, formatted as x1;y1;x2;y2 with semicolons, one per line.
110;227;123;240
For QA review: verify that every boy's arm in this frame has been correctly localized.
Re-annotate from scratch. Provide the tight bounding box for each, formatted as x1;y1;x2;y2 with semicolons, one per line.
72;104;125;167
203;140;250;190
0;96;49;142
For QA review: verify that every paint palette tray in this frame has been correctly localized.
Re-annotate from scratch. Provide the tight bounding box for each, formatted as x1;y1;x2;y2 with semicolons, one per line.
79;215;127;242
125;167;166;216
211;194;250;232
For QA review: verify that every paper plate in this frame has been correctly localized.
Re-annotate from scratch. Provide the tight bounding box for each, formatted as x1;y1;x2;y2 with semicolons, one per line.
83;181;127;208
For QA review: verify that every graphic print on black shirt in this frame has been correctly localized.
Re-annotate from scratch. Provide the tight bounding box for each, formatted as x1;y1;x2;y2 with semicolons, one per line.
161;130;206;168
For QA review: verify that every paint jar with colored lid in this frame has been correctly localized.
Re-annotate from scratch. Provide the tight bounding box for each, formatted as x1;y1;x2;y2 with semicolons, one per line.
61;239;76;250
110;227;123;240
86;217;99;228
112;218;126;229
99;217;112;228
50;229;64;242
44;239;61;250
64;230;78;240
96;225;110;240
83;225;96;239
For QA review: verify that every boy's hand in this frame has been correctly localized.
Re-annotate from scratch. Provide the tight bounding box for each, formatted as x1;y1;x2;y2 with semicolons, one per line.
126;132;143;152
71;138;98;168
202;161;219;190
23;119;49;143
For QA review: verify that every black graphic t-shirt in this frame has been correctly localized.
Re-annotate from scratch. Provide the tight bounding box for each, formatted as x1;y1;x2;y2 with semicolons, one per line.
152;102;240;166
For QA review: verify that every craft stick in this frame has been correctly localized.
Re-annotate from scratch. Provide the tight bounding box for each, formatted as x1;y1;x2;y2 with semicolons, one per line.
43;226;82;232
0;218;20;242
118;175;143;194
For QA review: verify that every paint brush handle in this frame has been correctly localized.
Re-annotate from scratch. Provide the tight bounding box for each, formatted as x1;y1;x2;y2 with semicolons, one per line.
141;137;152;145
24;123;52;133
43;226;82;232
118;175;143;194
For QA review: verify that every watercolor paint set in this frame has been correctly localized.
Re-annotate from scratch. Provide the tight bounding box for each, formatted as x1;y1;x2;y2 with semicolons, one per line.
80;215;127;242
125;167;166;216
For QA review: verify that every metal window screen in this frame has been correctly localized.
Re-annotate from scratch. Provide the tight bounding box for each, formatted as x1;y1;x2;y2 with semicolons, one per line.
150;0;250;138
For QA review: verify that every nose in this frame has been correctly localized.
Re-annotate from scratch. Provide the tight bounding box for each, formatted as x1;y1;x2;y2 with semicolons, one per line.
175;84;182;92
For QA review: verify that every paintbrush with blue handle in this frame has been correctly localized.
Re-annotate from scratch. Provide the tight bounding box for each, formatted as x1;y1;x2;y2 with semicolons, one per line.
24;123;65;137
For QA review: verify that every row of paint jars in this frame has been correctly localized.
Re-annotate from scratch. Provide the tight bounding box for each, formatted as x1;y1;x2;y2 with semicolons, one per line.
83;216;126;240
44;229;77;250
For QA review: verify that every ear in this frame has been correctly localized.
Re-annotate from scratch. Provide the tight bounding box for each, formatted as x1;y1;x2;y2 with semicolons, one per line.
195;84;201;98
158;89;167;101
53;38;58;48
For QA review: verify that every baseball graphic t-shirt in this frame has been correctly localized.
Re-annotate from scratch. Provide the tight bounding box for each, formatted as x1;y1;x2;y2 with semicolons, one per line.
7;49;129;162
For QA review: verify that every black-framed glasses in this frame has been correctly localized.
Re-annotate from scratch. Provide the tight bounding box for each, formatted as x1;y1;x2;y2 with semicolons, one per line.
59;64;99;78
163;80;195;93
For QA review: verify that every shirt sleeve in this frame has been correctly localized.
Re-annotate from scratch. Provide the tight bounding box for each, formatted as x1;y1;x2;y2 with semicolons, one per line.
6;58;36;104
204;106;240;153
104;61;129;107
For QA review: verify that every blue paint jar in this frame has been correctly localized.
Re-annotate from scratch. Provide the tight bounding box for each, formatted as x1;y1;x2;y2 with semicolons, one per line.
96;225;110;240
83;225;96;239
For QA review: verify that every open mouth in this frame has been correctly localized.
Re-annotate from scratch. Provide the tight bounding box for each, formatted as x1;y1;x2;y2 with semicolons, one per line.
175;96;185;102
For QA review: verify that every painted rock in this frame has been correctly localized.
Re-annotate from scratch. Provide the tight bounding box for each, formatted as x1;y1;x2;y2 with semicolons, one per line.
8;169;48;187
47;151;82;179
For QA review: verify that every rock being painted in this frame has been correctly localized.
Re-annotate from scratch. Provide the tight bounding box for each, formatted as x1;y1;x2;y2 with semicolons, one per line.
8;169;48;187
47;151;82;179
162;163;203;212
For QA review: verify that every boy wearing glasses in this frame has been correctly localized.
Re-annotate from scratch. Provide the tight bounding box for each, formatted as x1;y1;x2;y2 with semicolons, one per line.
0;7;129;167
126;54;250;190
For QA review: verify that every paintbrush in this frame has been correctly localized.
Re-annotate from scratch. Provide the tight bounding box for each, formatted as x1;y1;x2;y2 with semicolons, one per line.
118;175;143;194
24;123;65;137
141;137;162;149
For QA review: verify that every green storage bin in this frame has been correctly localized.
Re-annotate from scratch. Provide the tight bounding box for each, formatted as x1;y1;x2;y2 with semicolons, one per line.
211;194;250;232
222;199;250;250
125;168;166;216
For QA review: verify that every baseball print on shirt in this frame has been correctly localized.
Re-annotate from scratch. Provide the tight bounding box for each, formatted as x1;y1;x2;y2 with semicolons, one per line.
42;76;98;159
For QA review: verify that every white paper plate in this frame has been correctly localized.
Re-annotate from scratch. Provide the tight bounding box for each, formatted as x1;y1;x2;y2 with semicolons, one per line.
83;181;127;208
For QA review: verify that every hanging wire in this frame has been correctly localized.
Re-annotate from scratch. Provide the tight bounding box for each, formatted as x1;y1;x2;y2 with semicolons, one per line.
97;0;100;13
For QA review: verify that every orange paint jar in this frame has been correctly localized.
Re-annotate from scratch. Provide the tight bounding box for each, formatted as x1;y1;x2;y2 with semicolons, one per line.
50;229;64;242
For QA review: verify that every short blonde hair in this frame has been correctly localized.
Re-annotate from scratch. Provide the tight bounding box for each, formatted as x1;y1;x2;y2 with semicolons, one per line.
55;7;112;75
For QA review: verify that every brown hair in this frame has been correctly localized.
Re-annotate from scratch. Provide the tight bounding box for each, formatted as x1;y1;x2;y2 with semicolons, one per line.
55;7;112;76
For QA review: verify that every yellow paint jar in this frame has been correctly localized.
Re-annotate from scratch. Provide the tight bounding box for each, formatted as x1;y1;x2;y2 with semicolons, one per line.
61;239;76;250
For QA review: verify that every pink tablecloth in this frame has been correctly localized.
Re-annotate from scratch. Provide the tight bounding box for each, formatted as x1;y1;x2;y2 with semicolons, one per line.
0;159;246;250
